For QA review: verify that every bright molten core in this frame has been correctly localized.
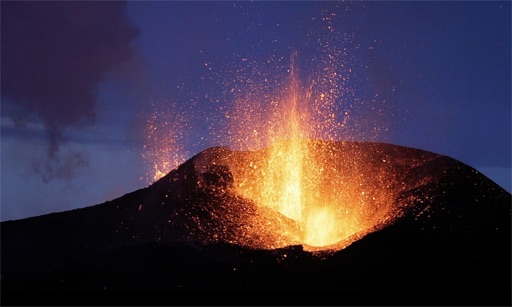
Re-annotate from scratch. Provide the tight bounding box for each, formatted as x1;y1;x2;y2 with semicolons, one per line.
143;49;399;252
226;53;393;250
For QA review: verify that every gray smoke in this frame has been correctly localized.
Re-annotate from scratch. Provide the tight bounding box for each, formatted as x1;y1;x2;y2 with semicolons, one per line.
1;1;139;157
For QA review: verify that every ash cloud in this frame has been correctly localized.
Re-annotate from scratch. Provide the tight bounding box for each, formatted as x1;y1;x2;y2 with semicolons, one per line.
1;1;139;158
30;150;90;184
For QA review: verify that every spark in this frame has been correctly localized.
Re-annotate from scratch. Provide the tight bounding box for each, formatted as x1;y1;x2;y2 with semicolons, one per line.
141;9;395;252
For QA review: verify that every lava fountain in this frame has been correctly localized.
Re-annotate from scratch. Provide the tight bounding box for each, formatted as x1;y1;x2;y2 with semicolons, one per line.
230;54;340;247
143;47;401;252
222;52;399;251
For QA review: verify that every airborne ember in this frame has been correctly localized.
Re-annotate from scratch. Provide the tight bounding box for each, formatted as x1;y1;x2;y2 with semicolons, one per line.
142;41;398;251
139;6;398;250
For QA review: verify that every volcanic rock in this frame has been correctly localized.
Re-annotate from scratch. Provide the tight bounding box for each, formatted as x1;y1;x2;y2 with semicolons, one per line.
1;141;510;306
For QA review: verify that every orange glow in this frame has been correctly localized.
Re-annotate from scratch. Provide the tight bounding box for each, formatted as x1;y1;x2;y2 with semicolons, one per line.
141;102;186;184
221;138;400;252
304;206;340;247
143;43;399;251
222;52;397;251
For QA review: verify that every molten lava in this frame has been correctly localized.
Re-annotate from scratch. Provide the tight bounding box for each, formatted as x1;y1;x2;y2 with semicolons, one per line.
141;102;187;183
219;52;397;251
143;49;398;251
210;139;403;252
233;109;347;247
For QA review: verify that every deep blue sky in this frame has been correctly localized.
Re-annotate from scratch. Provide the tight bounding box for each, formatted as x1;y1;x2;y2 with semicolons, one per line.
1;1;510;221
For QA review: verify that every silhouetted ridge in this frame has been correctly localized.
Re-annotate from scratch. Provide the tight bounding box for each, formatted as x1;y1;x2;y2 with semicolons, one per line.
1;140;510;306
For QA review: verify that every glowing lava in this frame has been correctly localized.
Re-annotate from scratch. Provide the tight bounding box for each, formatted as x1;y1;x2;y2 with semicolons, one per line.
142;14;397;251
225;52;389;250
222;138;400;252
305;207;340;247
240;56;342;247
141;102;187;183
142;48;398;251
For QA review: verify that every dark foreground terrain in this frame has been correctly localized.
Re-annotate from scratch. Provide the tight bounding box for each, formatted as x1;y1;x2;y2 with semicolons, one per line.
1;141;510;306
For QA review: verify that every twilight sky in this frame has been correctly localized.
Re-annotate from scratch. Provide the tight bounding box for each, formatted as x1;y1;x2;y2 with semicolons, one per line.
1;1;510;221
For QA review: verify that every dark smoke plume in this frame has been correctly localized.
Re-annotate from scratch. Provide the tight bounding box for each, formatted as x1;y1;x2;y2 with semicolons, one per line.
1;1;139;157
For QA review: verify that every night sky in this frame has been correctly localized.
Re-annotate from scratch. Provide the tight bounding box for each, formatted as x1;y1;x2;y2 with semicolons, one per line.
1;1;510;221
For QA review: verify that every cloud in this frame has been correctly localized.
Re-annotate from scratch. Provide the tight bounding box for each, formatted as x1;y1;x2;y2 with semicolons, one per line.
0;132;146;221
1;1;139;157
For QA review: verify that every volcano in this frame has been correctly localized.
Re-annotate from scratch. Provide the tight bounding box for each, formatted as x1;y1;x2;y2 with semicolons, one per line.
1;140;510;306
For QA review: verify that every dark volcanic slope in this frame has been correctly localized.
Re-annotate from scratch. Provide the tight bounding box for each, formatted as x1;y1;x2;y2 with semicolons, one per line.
1;141;510;306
